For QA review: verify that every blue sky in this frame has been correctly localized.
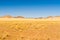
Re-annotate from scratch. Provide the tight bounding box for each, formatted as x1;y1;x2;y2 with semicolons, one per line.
0;0;60;17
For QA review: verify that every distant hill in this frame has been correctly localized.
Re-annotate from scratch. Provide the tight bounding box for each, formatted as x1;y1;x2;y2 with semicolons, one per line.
0;15;24;18
0;15;60;19
14;16;24;18
1;15;12;18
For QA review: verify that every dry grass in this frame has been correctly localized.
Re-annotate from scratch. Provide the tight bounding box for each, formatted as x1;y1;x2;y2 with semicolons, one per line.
0;18;60;40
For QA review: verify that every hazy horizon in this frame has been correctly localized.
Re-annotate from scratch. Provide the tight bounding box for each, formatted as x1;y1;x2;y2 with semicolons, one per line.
0;0;60;17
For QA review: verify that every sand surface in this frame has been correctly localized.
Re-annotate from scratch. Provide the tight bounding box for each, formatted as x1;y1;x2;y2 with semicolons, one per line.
0;18;60;40
0;18;60;21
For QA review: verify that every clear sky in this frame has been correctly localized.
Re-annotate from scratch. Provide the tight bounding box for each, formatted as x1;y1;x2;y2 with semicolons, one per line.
0;0;60;17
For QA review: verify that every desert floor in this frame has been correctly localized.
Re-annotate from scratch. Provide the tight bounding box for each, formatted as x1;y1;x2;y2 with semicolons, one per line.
0;18;60;40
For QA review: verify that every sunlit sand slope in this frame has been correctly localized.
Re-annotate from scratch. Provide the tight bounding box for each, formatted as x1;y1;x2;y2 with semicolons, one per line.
0;18;60;40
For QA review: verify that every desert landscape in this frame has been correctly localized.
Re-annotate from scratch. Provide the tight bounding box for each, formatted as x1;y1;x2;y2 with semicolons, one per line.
0;0;60;40
0;16;60;40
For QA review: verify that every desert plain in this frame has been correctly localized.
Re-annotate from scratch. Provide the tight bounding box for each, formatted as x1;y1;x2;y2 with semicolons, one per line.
0;18;60;40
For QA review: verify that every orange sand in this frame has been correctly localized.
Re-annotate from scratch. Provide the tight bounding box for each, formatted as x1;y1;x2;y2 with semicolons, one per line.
0;18;60;40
